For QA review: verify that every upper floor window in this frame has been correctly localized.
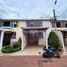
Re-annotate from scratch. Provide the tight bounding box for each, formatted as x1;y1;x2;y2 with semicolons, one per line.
2;21;17;27
13;22;17;27
27;20;42;27
65;23;67;27
3;21;10;26
56;22;61;27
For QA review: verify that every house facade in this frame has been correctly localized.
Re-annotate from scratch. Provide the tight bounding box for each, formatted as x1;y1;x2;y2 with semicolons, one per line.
0;19;67;53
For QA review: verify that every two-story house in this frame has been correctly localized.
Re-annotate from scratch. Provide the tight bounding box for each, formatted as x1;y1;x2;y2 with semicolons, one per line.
0;19;67;54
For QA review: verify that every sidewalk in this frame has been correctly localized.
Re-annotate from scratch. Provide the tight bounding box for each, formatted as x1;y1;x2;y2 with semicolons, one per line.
0;56;67;67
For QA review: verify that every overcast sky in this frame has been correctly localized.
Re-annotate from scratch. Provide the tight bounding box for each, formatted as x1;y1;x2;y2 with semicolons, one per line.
0;0;67;19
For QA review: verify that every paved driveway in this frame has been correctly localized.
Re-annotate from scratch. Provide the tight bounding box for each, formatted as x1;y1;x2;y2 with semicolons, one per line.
0;56;67;67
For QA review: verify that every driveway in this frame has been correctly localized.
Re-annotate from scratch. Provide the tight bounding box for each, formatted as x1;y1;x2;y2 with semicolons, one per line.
0;56;67;67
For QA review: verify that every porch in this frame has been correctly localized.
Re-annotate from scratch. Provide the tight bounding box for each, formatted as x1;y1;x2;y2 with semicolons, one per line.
22;27;48;51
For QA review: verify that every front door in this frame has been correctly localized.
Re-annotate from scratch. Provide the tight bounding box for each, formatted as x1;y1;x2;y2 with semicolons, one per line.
27;33;38;46
3;32;12;46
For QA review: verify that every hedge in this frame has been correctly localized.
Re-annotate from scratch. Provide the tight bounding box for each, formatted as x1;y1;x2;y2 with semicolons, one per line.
1;37;22;53
48;32;62;50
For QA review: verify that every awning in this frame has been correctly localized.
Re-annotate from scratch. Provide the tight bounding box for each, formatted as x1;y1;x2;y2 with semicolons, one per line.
21;27;49;33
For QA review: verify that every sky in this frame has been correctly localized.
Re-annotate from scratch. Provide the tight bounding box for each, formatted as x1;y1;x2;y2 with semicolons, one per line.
0;0;67;20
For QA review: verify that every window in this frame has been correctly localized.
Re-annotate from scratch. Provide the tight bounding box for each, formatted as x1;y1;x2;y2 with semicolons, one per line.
38;32;43;38
3;21;10;26
27;20;42;27
56;22;61;27
11;32;16;39
66;23;67;27
0;22;2;27
13;22;17;27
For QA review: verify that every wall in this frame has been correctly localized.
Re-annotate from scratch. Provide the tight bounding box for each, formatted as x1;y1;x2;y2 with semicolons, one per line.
10;21;27;50
54;31;65;52
18;21;26;27
22;34;27;49
10;27;22;45
39;21;52;46
0;31;4;52
42;21;52;28
38;31;46;47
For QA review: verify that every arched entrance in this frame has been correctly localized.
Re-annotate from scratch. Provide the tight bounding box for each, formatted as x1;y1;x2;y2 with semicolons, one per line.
46;28;65;52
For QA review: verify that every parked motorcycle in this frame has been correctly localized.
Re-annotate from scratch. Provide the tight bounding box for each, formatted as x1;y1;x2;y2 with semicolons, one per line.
42;47;60;58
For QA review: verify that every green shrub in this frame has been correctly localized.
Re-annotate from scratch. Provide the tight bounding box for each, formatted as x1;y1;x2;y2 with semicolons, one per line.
1;42;21;53
13;42;20;48
1;37;22;53
48;32;62;50
2;45;21;53
2;46;14;53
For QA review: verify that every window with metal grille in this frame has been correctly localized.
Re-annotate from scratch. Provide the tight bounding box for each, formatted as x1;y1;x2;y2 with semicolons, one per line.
27;20;42;27
38;32;43;38
66;23;67;27
3;21;10;26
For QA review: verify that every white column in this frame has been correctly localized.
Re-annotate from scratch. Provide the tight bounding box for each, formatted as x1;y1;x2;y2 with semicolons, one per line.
43;31;48;49
43;31;46;47
0;31;4;53
45;30;48;49
21;29;24;51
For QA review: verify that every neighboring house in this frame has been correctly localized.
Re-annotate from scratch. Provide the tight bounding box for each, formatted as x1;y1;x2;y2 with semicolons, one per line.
0;19;67;53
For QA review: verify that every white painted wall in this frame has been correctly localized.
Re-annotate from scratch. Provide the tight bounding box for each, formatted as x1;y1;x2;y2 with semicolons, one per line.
38;31;46;47
54;31;65;52
38;38;45;46
46;28;65;52
42;21;52;28
0;31;4;53
11;28;23;48
18;21;26;27
22;34;27;49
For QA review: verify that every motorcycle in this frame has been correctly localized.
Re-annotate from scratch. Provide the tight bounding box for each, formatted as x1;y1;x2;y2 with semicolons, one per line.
42;47;60;58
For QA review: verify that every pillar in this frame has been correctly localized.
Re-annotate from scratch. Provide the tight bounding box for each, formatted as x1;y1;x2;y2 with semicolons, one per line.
45;30;48;49
21;29;24;51
43;31;46;47
0;31;4;53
